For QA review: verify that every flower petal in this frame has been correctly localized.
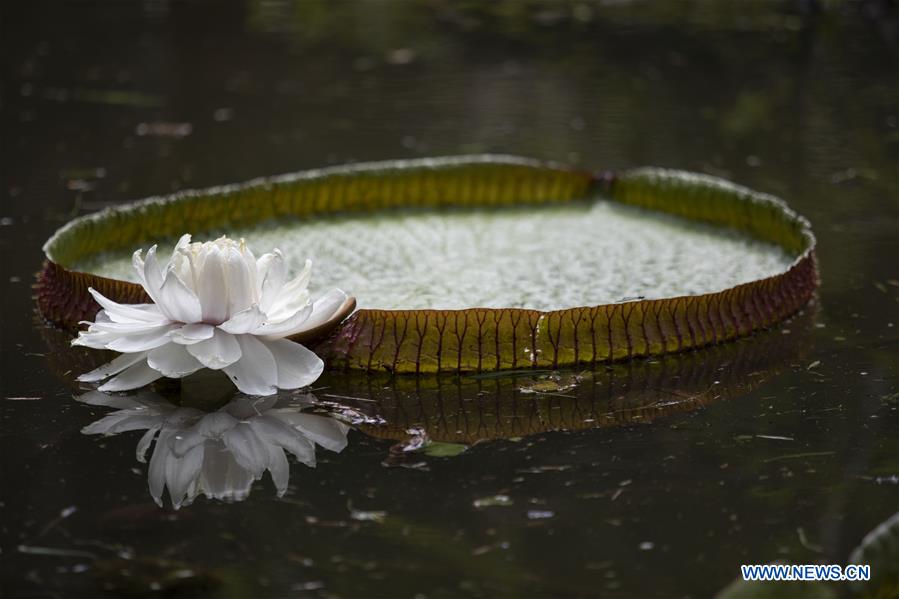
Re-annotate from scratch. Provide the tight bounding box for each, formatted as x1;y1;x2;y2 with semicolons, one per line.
169;253;194;293
71;329;120;349
81;411;149;435
260;289;349;341
104;324;180;353
166;235;195;292
93;311;113;324
131;249;154;304
261;338;323;389
225;243;258;316
88;288;168;324
256;250;287;314
218;305;267;335
139;245;169;316
194;411;240;438
248;415;316;466
167;443;205;510
136;428;159;463
303;288;350;331
221;335;278;396
273;412;350;453
98;360;165;392
77;351;148;383
162;407;207;429
266;445;290;496
192;243;230;324
186;329;242;370
169;323;215;345
254;303;312;339
93;413;167;435
199;443;254;502
170;429;206;458
148;430;175;506
267;259;311;321
173;233;192;252
82;318;172;336
158;269;203;323
147;344;204;378
75;391;144;409
222;422;269;474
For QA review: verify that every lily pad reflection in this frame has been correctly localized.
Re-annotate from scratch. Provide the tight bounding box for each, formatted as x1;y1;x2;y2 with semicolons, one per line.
314;316;811;451
70;308;812;506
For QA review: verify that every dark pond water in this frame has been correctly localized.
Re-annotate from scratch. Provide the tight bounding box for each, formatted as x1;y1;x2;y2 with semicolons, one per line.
2;1;898;597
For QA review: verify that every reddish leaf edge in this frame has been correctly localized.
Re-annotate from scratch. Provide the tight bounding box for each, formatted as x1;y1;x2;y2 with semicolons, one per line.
35;155;818;374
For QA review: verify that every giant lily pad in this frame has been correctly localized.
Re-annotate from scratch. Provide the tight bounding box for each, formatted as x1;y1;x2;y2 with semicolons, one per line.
37;155;817;373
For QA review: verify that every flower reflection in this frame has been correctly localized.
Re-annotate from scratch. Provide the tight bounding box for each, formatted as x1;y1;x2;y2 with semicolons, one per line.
78;391;349;509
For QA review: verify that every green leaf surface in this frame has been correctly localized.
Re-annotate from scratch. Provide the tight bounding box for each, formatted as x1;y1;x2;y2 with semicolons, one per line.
420;442;468;458
37;155;818;373
849;512;899;598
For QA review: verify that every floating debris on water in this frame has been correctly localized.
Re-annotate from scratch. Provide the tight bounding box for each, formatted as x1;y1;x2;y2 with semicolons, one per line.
135;122;193;138
71;88;165;107
473;495;513;508
516;465;573;474
291;581;326;591
527;510;555;520
386;48;416;65
213;107;234;122
518;371;587;395
350;509;387;523
17;545;96;558
313;399;386;426
764;451;836;463
400;426;428;452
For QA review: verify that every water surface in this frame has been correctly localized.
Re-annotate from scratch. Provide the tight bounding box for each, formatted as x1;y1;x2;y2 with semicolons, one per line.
2;1;897;597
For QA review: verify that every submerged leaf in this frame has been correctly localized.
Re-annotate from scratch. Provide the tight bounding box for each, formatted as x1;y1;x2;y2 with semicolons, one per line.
848;511;899;598
420;442;468;458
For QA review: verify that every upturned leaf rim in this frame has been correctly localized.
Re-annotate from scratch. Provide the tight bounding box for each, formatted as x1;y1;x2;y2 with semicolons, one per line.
36;155;818;374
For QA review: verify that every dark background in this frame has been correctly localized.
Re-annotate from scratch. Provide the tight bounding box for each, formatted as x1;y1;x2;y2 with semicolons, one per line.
2;1;897;597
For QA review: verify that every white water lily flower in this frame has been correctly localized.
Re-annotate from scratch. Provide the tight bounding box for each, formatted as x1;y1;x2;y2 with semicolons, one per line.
78;391;350;509
73;234;348;396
